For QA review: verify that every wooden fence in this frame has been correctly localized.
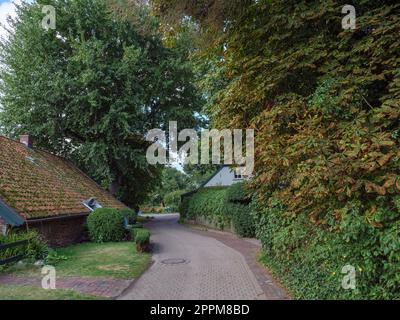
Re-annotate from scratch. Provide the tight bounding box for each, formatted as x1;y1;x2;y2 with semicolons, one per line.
0;239;29;265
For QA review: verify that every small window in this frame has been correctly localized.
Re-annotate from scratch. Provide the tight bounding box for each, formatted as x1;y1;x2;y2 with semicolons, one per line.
83;198;102;212
234;173;243;179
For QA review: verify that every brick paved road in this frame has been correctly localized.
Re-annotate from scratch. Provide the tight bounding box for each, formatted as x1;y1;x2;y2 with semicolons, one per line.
119;214;289;300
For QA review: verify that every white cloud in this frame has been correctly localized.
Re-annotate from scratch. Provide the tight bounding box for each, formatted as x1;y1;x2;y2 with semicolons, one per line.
0;0;22;40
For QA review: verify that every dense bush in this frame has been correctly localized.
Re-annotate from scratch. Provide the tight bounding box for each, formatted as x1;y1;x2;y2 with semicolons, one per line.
87;208;125;243
164;190;187;212
119;208;138;224
252;198;400;299
152;0;400;299
181;187;230;230
0;230;48;263
135;229;151;253
129;223;144;240
224;183;255;237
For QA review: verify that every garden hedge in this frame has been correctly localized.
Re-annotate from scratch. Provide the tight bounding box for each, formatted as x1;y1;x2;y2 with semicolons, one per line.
180;187;230;230
119;208;138;224
180;183;256;237
87;208;125;243
135;229;151;253
252;198;400;299
224;183;255;238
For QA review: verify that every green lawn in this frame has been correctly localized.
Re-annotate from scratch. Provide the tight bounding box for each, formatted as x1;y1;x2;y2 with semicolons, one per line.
0;285;105;300
5;241;151;280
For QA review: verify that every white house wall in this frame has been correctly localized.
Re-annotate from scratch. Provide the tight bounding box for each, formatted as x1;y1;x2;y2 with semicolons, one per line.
204;166;242;187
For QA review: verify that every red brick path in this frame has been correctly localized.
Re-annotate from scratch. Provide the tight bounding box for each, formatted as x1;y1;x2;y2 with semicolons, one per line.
0;275;132;298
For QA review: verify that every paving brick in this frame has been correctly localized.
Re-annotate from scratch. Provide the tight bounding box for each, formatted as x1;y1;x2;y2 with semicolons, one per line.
0;275;132;298
119;214;289;300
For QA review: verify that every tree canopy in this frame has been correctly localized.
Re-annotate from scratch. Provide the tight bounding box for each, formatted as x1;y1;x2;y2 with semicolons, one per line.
0;0;203;207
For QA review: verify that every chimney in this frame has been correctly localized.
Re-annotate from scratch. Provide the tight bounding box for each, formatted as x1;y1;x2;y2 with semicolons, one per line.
20;135;33;148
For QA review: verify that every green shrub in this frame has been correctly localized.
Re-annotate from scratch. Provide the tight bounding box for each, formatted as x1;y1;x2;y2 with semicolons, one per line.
227;203;255;238
0;230;48;263
129;223;144;240
87;208;125;243
252;198;400;300
135;229;150;244
225;182;251;204
164;190;186;212
224;183;255;237
181;187;229;230
135;229;151;253
119;208;138;224
180;184;256;237
44;250;68;265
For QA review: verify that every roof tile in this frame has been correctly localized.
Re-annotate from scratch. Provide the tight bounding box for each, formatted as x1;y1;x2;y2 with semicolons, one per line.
0;136;125;220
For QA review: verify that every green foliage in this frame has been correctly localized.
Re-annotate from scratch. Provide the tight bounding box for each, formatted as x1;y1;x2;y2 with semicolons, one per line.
87;208;125;243
134;229;151;244
145;167;193;208
0;230;48;263
135;228;151;252
164;190;187;212
225;182;250;204
129;222;144;240
44;250;69;265
253;198;400;299
224;183;255;237
181;184;256;236
153;0;399;299
181;188;229;230
0;0;203;208
119;208;138;224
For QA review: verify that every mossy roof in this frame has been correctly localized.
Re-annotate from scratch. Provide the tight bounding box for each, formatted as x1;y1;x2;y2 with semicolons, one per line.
0;136;125;221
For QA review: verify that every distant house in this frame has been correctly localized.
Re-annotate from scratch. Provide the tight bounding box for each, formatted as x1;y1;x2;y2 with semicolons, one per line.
201;165;249;188
0;135;126;247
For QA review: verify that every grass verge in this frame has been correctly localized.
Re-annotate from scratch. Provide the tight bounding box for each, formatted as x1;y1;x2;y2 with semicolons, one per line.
5;241;151;280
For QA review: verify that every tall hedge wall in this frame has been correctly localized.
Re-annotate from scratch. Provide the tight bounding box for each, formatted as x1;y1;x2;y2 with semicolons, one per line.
180;187;230;230
252;198;400;299
180;183;256;237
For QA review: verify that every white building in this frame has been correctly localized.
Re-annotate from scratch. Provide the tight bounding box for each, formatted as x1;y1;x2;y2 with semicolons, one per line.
202;166;249;188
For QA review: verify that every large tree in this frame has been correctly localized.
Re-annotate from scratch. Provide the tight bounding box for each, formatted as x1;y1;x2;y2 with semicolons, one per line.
0;0;203;207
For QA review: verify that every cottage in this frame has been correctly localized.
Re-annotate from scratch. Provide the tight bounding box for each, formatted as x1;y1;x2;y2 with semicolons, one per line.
201;165;249;188
0;135;126;247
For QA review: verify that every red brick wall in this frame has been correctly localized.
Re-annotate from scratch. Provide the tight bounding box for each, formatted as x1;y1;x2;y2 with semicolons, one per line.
28;215;88;248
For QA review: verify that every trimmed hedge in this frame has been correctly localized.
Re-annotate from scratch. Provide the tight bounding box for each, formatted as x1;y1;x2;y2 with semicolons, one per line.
252;198;400;300
135;229;151;253
181;187;230;230
180;183;256;237
0;230;48;263
87;208;125;243
224;183;255;237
